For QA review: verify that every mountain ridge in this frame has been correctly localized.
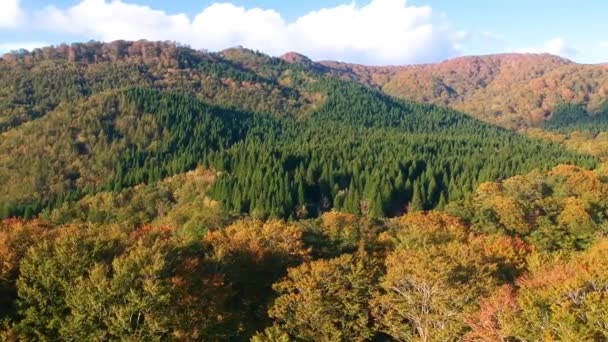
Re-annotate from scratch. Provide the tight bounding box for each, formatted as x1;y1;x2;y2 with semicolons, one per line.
196;47;608;130
279;51;607;128
4;41;607;130
0;40;596;219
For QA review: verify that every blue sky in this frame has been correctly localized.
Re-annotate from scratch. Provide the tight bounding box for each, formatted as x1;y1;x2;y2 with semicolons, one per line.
1;0;607;65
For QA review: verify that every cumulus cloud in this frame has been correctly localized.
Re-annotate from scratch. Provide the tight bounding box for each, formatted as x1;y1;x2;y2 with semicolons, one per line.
190;3;289;54
286;0;462;64
0;0;23;28
38;0;193;42
32;0;464;65
516;37;577;57
543;37;577;56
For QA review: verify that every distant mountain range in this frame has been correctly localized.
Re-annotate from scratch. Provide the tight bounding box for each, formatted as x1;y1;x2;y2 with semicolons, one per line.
4;41;607;130
279;52;608;129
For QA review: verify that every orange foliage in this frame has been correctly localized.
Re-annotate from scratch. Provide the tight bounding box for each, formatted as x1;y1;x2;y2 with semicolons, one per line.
467;239;608;340
465;285;518;342
0;219;52;279
322;53;608;129
395;211;469;245
129;224;176;242
206;219;309;264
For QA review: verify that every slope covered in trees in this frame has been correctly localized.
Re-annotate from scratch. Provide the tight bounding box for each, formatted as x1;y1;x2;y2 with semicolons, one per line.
0;41;316;132
1;41;608;340
0;68;596;219
524;102;608;159
281;53;608;129
543;102;608;133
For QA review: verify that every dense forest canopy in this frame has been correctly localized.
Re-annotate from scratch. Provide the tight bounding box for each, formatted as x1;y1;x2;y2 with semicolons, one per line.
1;41;607;341
524;102;608;159
0;41;597;220
1;164;608;340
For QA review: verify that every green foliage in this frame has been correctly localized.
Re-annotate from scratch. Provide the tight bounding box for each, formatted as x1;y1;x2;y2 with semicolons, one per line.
209;78;596;218
0;41;598;221
14;225;128;340
3;224;252;340
544;102;608;134
60;241;175;340
1;41;607;341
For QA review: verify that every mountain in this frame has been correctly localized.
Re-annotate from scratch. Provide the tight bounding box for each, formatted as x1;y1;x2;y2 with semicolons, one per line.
0;40;595;219
2;41;608;341
280;53;608;129
0;41;320;132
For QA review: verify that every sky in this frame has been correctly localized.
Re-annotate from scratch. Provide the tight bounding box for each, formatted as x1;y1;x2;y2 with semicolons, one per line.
1;0;607;65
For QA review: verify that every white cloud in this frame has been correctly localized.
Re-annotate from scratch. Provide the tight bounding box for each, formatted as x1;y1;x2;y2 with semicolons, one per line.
38;0;193;42
0;0;23;28
32;0;464;65
0;41;47;54
286;0;462;64
515;37;577;57
600;41;608;48
543;37;576;56
191;3;289;54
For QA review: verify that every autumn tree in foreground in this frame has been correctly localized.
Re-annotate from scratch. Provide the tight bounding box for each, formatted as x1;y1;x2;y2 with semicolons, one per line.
455;164;608;252
467;239;608;341
205;218;310;335
0;219;52;320
266;253;379;341
372;212;532;342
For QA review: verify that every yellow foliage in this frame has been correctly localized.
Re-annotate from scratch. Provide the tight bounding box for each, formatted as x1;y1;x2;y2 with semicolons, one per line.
206;219;309;264
270;254;377;342
319;210;360;244
557;197;594;230
374;212;533;341
394;211;469;246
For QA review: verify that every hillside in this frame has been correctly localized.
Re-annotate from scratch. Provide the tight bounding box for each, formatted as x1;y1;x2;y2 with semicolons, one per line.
0;41;596;220
1;41;608;341
0;41;318;132
280;53;608;129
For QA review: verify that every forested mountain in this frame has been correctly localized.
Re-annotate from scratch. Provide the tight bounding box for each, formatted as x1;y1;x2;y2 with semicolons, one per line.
279;51;608;159
280;52;608;129
0;41;316;132
0;41;596;220
1;41;607;341
6;42;607;131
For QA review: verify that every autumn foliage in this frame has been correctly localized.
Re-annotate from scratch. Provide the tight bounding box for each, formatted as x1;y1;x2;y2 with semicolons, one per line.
0;42;607;341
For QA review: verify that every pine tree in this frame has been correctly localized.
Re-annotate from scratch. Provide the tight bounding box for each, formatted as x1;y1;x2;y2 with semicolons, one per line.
409;183;424;213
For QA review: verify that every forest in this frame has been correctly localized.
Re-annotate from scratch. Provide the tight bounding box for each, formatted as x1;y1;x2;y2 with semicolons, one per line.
0;41;607;341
